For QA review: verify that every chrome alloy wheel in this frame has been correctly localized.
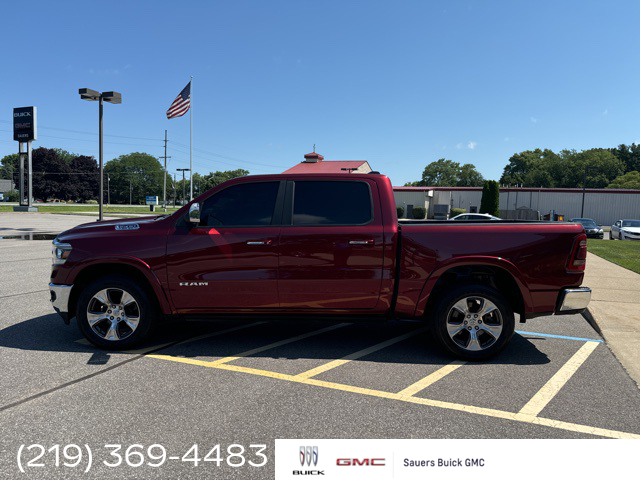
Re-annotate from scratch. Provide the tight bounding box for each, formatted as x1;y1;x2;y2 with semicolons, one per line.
446;296;503;352
86;288;141;341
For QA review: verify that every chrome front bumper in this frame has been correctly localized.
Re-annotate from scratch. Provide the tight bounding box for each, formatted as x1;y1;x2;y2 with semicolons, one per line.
557;287;591;314
49;283;73;324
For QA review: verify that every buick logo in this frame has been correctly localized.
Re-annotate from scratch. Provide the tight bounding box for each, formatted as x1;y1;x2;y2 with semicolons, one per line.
300;446;318;466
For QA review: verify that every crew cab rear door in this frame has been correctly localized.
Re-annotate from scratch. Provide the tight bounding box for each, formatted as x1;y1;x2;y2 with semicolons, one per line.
166;180;284;311
278;178;385;311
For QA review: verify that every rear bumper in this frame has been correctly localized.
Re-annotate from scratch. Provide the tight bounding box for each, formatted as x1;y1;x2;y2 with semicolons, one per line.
49;283;73;324
556;287;591;315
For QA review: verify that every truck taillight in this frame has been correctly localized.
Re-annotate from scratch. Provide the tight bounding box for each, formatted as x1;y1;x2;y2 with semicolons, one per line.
567;234;587;271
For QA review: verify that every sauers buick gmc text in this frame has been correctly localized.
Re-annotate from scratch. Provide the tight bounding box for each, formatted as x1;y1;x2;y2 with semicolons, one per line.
49;174;591;360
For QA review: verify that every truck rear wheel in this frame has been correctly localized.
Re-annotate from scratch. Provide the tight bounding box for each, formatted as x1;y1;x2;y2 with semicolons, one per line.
431;284;514;360
76;275;156;349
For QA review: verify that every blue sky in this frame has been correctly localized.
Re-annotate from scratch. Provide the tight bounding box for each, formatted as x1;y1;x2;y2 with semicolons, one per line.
1;0;639;186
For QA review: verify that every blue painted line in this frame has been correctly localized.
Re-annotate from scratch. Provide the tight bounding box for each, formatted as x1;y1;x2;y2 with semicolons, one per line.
515;330;603;343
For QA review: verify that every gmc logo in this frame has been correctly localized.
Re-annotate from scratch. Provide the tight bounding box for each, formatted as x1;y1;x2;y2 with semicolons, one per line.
14;112;31;117
336;458;385;466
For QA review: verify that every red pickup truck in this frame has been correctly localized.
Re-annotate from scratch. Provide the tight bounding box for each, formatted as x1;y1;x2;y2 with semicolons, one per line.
49;174;591;359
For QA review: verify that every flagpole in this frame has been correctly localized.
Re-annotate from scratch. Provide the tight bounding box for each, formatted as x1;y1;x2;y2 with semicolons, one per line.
189;76;193;201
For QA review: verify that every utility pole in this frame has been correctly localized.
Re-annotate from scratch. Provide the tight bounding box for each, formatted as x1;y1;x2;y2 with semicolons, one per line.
177;168;189;205
129;177;132;205
173;173;177;207
158;130;171;211
581;166;597;218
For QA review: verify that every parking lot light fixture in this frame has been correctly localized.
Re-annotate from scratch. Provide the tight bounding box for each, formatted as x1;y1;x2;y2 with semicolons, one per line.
79;88;122;221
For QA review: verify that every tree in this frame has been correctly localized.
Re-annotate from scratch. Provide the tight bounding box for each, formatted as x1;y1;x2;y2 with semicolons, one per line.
556;149;624;188
411;159;484;187
104;152;169;204
458;163;484;187
420;159;461;186
500;148;624;188
610;144;640;173
201;169;250;190
0;154;18;182
607;171;640;190
480;180;500;216
69;155;99;202
1;149;97;201
500;149;559;186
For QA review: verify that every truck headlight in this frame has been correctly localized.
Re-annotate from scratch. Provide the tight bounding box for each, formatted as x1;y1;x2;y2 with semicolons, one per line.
52;239;72;265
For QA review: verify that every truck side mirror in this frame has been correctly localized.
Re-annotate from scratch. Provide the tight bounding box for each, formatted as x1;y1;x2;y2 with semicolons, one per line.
188;202;200;225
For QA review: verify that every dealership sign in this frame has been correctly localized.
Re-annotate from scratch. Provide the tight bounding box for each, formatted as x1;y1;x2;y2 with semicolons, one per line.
13;106;37;142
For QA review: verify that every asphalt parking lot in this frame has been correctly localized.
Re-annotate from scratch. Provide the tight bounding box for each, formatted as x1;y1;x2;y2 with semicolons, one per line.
1;222;640;479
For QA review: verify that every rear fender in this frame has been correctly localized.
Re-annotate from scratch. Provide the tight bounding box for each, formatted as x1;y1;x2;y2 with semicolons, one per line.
413;256;532;317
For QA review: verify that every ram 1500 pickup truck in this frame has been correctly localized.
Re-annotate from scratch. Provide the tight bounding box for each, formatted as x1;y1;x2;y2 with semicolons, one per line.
49;174;591;359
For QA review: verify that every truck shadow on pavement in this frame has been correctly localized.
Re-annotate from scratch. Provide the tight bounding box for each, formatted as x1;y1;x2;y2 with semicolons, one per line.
0;314;551;366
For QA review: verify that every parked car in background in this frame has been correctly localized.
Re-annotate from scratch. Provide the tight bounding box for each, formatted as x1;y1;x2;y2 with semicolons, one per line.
611;219;640;240
450;213;501;221
569;218;604;239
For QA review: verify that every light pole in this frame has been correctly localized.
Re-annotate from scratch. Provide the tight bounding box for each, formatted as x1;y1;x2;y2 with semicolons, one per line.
580;166;597;218
106;173;110;206
177;168;189;205
79;88;121;221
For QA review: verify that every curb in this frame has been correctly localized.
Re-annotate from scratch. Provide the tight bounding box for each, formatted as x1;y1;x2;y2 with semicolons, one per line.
581;307;602;336
583;307;640;391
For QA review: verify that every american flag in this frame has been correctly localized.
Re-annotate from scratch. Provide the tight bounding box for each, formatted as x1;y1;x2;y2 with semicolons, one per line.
166;81;191;119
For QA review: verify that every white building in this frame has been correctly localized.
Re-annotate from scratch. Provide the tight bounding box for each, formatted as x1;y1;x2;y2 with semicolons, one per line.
393;186;640;225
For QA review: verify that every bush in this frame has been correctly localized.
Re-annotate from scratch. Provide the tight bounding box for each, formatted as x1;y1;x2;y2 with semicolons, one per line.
396;206;405;218
451;207;466;216
4;190;19;202
412;206;426;219
480;180;500;216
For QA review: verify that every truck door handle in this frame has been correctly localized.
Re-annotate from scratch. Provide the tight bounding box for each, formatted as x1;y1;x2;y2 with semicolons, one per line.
246;240;272;245
349;239;374;245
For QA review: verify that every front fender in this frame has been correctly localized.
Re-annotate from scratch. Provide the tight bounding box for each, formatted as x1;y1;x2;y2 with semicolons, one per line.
68;256;174;315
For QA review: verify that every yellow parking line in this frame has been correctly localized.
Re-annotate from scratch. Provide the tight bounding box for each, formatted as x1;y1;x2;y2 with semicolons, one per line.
208;323;351;366
209;323;350;366
396;360;466;397
294;327;429;380
519;341;599;417
146;354;640;439
148;323;347;365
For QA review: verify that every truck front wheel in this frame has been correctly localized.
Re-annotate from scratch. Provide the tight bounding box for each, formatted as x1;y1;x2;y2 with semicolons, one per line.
76;275;156;349
431;284;515;360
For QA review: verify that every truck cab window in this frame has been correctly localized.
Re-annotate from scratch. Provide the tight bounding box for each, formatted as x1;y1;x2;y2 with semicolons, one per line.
292;181;372;225
200;182;279;227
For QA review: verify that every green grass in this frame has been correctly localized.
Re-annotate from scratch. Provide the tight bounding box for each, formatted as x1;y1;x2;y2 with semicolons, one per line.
0;205;180;214
587;239;640;274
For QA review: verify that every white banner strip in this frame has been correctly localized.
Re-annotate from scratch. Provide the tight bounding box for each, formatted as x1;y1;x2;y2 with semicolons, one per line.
276;438;637;479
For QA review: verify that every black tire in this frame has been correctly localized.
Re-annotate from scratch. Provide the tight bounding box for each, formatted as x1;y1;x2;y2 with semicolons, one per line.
76;274;156;349
430;284;515;360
